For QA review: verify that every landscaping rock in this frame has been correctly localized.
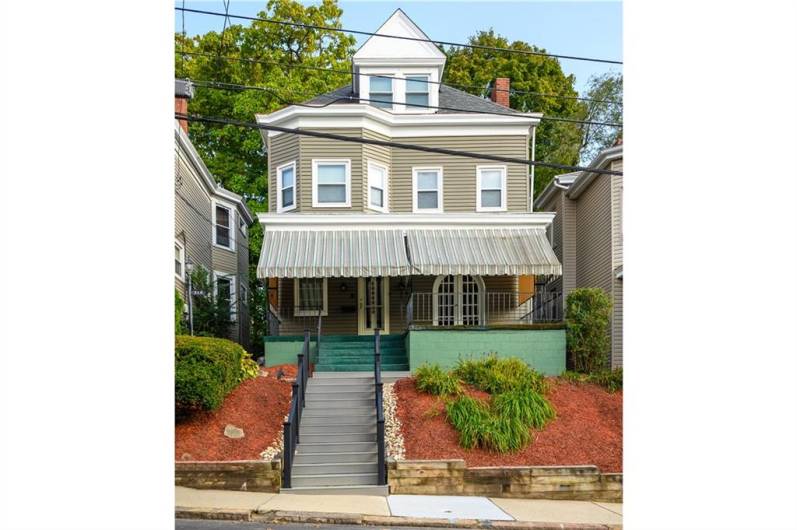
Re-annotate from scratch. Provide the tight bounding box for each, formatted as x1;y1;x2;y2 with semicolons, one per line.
224;424;245;439
383;382;406;460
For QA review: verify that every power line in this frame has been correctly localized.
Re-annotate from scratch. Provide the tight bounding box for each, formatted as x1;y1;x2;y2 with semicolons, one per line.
175;112;623;176
175;50;621;106
175;6;623;65
188;78;623;128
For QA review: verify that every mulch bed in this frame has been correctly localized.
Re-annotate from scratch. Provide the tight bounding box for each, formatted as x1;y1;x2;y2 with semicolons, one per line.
175;364;294;461
393;378;622;472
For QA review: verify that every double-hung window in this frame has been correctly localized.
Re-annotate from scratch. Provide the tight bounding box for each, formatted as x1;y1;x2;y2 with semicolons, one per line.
277;161;296;212
174;240;185;280
312;159;351;207
369;75;393;109
294;278;328;316
405;75;430;108
213;201;235;250
412;167;443;213
214;272;237;322
367;161;389;212
476;166;507;212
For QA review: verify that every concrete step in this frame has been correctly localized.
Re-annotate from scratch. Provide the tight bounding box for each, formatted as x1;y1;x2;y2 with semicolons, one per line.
299;432;375;444
302;407;375;417
312;372;376;379
296;441;376;454
292;461;378;475
280;484;389;496
300;416;375;427
291;472;377;488
307;381;375;390
315;363;409;372
305;398;374;408
292;451;377;464
305;389;375;399
300;423;375;434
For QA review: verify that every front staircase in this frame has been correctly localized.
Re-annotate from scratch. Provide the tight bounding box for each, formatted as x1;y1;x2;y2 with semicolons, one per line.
282;372;388;495
315;334;409;372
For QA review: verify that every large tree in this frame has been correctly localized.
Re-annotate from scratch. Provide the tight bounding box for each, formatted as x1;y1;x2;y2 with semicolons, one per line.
577;72;623;164
443;30;585;196
175;0;356;353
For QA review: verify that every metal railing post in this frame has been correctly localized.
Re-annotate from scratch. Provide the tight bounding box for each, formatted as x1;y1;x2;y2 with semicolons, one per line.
282;420;292;488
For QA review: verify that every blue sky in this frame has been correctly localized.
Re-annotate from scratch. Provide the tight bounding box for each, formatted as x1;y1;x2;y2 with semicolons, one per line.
175;1;622;94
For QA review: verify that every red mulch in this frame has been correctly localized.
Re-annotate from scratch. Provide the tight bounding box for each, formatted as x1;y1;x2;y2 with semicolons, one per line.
394;378;622;472
175;364;294;461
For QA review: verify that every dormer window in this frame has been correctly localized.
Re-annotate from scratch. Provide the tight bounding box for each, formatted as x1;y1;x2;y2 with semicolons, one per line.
369;76;393;109
406;75;430;108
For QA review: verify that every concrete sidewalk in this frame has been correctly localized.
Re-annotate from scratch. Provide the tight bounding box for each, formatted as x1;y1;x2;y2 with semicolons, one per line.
176;487;622;528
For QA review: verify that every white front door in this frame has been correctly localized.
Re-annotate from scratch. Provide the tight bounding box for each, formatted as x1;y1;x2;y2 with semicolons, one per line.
358;277;390;335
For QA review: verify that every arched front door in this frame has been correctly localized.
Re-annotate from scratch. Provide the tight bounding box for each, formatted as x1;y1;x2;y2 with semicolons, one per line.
432;274;485;326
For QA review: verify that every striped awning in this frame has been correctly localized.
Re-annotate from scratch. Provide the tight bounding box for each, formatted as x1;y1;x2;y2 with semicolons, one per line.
257;225;561;278
257;229;411;278
406;228;561;276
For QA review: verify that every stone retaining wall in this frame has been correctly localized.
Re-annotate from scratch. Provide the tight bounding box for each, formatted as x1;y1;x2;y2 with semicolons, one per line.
388;459;622;502
175;460;281;492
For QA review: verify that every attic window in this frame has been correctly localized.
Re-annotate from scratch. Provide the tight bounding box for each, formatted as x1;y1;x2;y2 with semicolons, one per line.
369;76;393;109
406;75;430;108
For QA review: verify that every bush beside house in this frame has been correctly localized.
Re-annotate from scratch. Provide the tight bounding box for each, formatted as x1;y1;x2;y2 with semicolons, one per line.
565;288;613;373
175;335;255;417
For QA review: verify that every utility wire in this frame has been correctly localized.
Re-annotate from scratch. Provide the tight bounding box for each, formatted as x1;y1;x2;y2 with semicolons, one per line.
175;50;621;106
175;6;623;65
175;112;623;176
188;78;623;128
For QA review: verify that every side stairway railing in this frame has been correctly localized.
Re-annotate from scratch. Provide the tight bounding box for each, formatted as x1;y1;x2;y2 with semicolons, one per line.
282;329;311;489
374;329;386;485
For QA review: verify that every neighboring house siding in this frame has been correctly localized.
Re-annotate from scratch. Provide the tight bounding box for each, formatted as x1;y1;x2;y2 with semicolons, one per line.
175;148;213;298
574;176;612;294
610;159;623;367
268;134;300;213
612;276;623;368
391;135;529;212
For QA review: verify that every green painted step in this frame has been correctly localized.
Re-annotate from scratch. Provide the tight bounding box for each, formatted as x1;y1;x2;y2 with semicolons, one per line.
315;363;410;372
315;334;408;372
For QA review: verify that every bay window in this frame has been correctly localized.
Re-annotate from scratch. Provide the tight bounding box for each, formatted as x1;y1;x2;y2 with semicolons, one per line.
367;161;389;212
412;167;443;212
312;159;351;207
213;201;235;250
277;161;296;212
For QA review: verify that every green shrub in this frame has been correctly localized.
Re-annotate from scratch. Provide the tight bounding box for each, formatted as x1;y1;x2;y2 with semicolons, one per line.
175;289;186;335
239;356;260;382
454;355;547;394
175;335;246;417
588;368;623;392
492;387;556;429
560;370;588;384
484;414;531;453
445;395;492;449
414;363;461;396
566;288;612;373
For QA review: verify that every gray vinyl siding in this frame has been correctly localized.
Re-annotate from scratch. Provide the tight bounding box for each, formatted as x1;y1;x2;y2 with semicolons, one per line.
612;276;623;368
574;175;613;294
390;135;529;212
268;134;300;213
610;159;623;367
299;128;365;212
175;148;213;298
561;196;578;297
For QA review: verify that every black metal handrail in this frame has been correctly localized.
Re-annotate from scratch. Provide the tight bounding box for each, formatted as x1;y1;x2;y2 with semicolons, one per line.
374;329;386;485
282;329;310;489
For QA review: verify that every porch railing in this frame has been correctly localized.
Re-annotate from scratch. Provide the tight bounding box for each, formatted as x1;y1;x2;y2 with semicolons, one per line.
373;329;386;485
281;329;310;489
407;290;563;327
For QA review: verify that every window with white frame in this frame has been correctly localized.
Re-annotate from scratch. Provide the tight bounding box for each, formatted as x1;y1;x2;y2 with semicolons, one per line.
367;161;388;212
239;215;247;237
369;75;393;109
174;240;185;280
213;201;235;249
312;160;351;207
214;272;237;322
294;278;328;316
412;167;443;212
405;75;430;108
476;166;507;212
277;161;296;212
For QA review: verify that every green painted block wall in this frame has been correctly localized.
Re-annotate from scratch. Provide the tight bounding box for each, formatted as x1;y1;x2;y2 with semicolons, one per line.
263;336;311;367
407;329;566;375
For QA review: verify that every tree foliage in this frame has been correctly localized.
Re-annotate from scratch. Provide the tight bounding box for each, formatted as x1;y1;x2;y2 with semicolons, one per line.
175;0;356;352
578;72;623;163
443;30;585;196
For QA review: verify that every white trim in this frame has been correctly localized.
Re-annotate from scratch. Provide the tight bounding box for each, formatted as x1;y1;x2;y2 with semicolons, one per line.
257;212;556;230
276;160;297;213
293;278;329;316
212;199;236;251
357;277;390;335
412;166;444;213
311;159;352;208
476;165;508;212
213;271;237;322
367;160;389;212
566;145;623;199
174;239;185;281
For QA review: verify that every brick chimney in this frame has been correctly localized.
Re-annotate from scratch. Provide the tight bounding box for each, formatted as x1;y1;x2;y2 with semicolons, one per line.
175;79;194;134
491;77;510;107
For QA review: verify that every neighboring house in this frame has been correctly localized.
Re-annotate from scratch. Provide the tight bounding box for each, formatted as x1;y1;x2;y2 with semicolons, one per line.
174;79;255;349
534;143;623;368
254;10;563;373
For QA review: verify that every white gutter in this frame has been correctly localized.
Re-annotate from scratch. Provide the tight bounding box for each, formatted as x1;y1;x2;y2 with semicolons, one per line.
567;145;623;200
